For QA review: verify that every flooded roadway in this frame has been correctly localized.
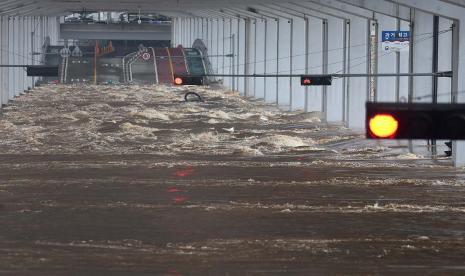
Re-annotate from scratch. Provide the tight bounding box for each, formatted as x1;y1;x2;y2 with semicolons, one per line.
0;84;465;275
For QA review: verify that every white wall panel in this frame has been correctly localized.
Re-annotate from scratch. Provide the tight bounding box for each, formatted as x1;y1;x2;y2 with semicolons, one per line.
245;19;256;97
347;18;369;129
325;18;345;123
412;11;434;103
254;19;266;99
265;19;278;103
277;19;291;107
376;14;397;102
291;17;306;111
237;19;246;96
437;17;453;103
305;17;324;112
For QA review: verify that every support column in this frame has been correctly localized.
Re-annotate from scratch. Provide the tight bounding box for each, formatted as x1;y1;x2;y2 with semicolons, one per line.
223;18;233;90
277;18;291;107
325;17;345;123
0;17;4;106
264;19;278;103
244;18;255;97
237;18;246;96
255;19;266;99
1;17;9;104
291;16;306;111
453;20;465;166
305;17;324;112
376;14;399;103
19;17;25;93
8;17;14;99
412;10;434;103
346;17;370;129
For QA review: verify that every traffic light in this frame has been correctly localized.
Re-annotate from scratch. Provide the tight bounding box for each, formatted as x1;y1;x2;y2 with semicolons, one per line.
173;75;204;86
366;102;465;140
26;66;59;77
300;75;332;86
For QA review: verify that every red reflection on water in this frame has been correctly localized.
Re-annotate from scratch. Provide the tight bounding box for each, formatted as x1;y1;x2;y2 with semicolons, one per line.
173;196;188;204
174;166;195;177
167;270;183;276
167;188;181;193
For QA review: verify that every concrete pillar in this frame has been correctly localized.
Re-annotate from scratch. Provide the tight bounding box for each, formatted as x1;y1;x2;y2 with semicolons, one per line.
8;17;14;99
455;19;465;166
277;18;291;107
171;18;176;47
291;16;307;111
346;17;370;129
15;17;21;96
305;17;324;112
0;17;5;106
376;14;398;102
2;17;9;104
398;19;411;102
412;10;434;103
212;19;219;75
245;19;256;97
196;18;202;43
230;18;239;91
18;17;25;93
325;17;345;123
189;17;193;44
437;17;453;103
177;18;182;46
223;18;233;89
254;19;266;99
237;18;246;95
264;19;278;103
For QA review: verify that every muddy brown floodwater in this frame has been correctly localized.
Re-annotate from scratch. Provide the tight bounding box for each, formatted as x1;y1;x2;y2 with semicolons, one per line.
1;84;465;275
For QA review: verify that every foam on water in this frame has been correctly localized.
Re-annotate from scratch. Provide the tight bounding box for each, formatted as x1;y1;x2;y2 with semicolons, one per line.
0;83;449;168
132;109;171;121
120;123;158;138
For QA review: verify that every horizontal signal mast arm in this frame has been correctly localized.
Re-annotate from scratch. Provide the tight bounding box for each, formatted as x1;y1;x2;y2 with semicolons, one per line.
177;72;452;78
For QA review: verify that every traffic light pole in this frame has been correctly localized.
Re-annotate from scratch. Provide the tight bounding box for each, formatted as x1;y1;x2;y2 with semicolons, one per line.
184;72;453;78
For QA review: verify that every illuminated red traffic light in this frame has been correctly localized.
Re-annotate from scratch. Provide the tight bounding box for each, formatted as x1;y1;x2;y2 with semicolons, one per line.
173;75;204;86
366;102;465;140
174;77;184;85
300;75;332;86
369;114;399;138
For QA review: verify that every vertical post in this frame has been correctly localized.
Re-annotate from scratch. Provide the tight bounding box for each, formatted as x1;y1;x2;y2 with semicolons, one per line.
2;16;9;105
369;19;378;102
343;20;351;124
0;17;3;106
395;9;401;102
322;20;328;117
223;18;226;81
289;19;294;111
264;19;268;100
230;19;234;90
304;16;309;112
275;19;280;104
31;17;35;88
431;15;440;157
94;41;98;85
253;19;257;98
237;18;242;92
451;20;462;166
408;10;415;153
244;18;250;97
